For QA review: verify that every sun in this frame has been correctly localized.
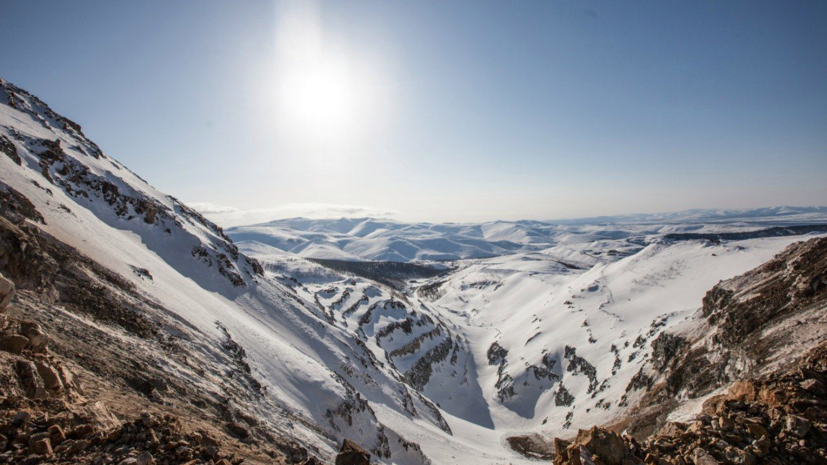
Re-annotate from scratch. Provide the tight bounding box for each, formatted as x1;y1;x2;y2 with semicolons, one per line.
271;1;387;151
280;61;356;131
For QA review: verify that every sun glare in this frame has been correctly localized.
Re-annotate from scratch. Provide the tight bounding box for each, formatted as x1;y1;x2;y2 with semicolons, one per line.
273;1;375;146
280;61;356;131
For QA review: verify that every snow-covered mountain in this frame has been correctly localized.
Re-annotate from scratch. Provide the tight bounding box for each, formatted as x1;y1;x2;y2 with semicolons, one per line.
1;77;826;465
0;77;444;464
225;211;827;263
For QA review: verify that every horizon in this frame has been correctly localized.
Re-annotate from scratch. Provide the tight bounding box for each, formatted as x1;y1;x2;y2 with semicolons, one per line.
2;0;826;223
206;204;827;229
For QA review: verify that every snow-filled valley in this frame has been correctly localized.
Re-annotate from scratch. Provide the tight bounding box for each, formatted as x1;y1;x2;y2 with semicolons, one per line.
1;76;826;464
240;233;823;463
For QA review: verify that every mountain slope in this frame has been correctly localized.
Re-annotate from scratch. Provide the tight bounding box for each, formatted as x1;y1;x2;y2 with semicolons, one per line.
0;77;445;464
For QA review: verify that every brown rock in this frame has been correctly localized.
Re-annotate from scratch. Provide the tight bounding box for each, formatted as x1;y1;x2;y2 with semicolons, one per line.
13;409;32;424
0;274;14;311
658;423;685;437
66;439;90;455
301;457;324;465
20;321;48;352
0;334;29;354
743;421;769;439
573;427;628;465
16;360;47;398
785;416;810;438
28;432;50;448
69;423;96;439
57;365;82;394
47;425;65;445
34;362;63;391
692;448;719;465
800;378;826;396
336;439;370;465
717;416;734;432
136;451;155;465
30;438;52;456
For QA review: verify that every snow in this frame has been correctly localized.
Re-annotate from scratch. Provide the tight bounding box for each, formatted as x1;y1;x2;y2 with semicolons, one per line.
3;77;827;464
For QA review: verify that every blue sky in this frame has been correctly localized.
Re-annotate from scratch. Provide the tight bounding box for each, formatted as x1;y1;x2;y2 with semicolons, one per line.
1;1;825;223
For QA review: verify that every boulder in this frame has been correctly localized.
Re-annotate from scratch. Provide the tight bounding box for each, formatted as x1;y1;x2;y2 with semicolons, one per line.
335;439;370;465
48;425;65;445
57;364;83;394
136;451;155;465
553;427;638;465
30;438;52;456
692;448;719;465
16;360;47;398
0;334;29;354
35;361;64;392
573;427;628;465
785;416;811;438
20;321;48;352
800;378;826;396
0;274;14;311
717;416;734;432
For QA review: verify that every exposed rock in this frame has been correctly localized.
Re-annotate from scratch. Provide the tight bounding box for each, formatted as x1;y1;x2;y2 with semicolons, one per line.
48;425;65;445
0;272;14;311
35;361;64;392
487;341;509;365
553;426;638;465
336;439;371;465
785;415;811;438
692;448;719;465
1;333;29;354
555;340;827;465
507;434;554;460
0;133;21;165
30;438;53;456
20;321;48;352
801;378;826;396
17;359;48;398
136;451;155;465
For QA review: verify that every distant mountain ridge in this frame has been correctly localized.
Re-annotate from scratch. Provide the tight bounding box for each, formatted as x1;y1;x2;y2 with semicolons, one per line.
225;207;827;263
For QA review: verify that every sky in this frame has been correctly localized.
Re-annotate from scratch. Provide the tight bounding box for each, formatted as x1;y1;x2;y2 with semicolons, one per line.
1;1;826;225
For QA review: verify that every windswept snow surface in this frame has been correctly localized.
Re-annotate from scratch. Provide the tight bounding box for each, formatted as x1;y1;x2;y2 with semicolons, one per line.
3;77;827;464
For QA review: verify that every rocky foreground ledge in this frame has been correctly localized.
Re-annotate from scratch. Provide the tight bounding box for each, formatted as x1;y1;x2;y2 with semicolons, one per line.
552;340;827;465
0;273;380;465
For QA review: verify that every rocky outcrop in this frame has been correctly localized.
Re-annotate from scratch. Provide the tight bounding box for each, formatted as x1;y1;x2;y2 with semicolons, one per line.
0;273;13;311
554;340;827;465
564;346;599;394
1;79;261;290
335;439;370;465
702;236;827;346
553;427;638;465
618;237;827;437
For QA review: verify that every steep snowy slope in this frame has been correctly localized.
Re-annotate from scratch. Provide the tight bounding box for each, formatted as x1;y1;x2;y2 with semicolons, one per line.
0;77;450;464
